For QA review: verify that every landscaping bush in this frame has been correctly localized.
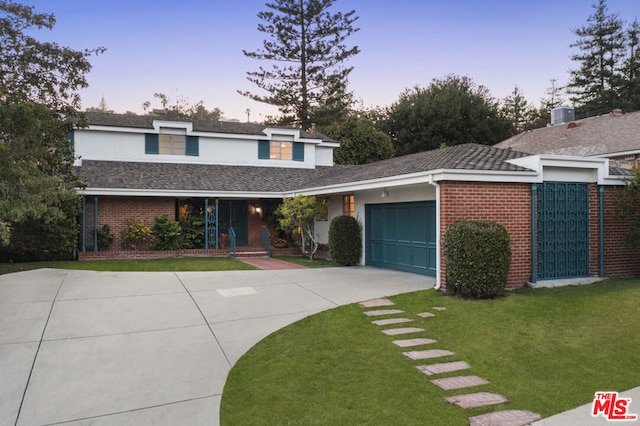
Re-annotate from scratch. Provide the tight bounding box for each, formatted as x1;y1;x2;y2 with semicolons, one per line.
121;219;153;250
443;220;511;299
328;215;362;265
151;215;184;250
97;224;114;251
179;214;205;249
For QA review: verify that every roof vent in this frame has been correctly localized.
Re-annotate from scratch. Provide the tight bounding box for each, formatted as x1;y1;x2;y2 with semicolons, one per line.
551;107;575;126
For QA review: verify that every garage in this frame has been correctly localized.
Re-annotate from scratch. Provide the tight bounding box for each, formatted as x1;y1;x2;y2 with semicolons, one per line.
365;201;436;276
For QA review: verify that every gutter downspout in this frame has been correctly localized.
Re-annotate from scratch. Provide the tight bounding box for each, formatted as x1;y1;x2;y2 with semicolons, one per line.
428;175;441;290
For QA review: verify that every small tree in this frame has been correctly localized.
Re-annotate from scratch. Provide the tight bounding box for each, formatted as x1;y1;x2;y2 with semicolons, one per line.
276;195;324;259
615;168;640;248
151;215;183;250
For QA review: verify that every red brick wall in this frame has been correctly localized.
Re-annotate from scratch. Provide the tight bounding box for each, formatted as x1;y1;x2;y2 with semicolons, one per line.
247;202;267;246
602;187;640;277
439;181;532;290
97;196;175;250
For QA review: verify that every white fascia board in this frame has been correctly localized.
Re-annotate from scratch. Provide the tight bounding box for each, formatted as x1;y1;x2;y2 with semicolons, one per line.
591;149;640;158
86;125;150;134
507;154;623;185
152;120;193;133
291;169;539;196
263;127;322;144
318;141;340;148
79;188;286;198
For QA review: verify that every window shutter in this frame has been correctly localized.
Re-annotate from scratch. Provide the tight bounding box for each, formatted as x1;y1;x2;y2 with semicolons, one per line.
293;142;304;161
145;134;159;154
186;136;199;156
258;140;270;159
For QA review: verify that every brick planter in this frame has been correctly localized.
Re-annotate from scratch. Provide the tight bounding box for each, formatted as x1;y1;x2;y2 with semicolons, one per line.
78;248;231;261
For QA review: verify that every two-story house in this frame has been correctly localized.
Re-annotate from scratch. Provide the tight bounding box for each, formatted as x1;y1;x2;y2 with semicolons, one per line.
76;112;640;290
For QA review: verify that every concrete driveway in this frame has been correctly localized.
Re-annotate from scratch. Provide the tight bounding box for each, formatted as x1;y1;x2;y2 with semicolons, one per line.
0;267;434;426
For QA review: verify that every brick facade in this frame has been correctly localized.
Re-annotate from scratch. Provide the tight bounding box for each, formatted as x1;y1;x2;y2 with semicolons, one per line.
439;181;532;290
438;181;640;292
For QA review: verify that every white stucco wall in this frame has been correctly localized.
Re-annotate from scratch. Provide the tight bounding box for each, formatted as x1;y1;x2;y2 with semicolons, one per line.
315;146;334;166
316;183;438;264
542;166;597;182
74;129;319;168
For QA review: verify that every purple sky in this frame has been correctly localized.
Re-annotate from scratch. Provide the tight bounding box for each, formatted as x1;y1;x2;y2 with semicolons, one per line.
28;0;639;121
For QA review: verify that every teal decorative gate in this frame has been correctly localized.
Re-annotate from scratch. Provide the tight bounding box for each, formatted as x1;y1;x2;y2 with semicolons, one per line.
537;182;589;279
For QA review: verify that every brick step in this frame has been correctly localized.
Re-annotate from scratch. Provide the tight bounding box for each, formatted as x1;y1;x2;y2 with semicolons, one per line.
446;392;508;409
468;409;541;426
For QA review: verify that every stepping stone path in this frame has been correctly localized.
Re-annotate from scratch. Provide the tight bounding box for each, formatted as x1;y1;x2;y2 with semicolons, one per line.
403;349;454;360
363;309;404;317
393;338;437;347
446;392;508;409
371;317;413;326
416;360;471;376
359;298;541;425
431;375;490;390
469;410;542;426
381;327;424;336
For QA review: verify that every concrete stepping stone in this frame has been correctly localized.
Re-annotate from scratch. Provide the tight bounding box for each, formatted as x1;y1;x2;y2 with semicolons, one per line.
431;375;489;390
371;318;413;326
393;338;437;347
381;327;424;336
360;298;394;307
432;306;447;311
468;409;541;426
403;349;454;360
417;312;435;318
446;392;508;409
416;360;471;376
363;309;404;317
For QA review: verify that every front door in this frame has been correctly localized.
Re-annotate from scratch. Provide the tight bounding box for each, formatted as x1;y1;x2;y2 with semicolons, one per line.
218;200;248;245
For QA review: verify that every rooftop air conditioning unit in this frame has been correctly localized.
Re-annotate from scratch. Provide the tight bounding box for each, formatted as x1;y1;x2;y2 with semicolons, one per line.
551;107;575;126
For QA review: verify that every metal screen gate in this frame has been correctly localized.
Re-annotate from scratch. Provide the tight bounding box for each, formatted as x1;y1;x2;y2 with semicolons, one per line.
537;182;589;279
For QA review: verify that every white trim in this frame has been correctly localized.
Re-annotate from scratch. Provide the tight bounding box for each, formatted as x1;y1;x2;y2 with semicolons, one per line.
79;188;286;198
507;154;627;185
592;149;640;158
153;120;193;133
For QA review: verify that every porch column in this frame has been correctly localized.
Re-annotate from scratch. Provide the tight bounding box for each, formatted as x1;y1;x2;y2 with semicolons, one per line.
530;184;537;283
598;185;605;277
215;198;219;249
205;198;209;250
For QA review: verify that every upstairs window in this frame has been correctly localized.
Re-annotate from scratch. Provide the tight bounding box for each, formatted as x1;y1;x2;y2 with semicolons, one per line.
270;141;292;160
258;140;304;161
145;134;199;156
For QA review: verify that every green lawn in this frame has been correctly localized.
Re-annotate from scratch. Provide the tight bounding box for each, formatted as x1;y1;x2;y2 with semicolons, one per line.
274;255;338;268
0;256;256;275
221;279;640;425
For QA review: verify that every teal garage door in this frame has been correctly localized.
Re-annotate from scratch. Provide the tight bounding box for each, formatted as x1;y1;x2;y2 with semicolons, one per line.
365;201;436;276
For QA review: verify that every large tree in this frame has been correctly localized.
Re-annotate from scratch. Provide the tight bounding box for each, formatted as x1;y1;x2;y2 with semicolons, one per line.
142;92;223;121
501;85;537;133
0;1;102;257
380;75;512;156
319;115;393;165
567;0;626;114
239;0;360;129
620;18;640;110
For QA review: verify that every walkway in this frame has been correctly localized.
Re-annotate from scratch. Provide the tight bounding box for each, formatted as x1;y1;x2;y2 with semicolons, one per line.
237;256;307;270
0;267;433;425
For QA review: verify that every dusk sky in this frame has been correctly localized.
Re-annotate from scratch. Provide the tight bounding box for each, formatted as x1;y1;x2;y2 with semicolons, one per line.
28;0;639;121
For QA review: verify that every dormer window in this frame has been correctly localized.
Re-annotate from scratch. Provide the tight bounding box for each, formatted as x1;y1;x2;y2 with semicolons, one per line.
160;134;186;155
270;141;292;160
145;132;199;156
258;140;304;161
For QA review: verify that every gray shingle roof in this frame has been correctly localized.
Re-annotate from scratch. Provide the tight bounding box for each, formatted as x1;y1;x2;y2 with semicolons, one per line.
494;110;640;156
78;144;536;193
84;112;333;142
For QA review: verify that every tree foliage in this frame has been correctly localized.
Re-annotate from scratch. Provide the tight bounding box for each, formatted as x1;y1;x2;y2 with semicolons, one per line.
501;85;537;133
615;168;640;249
239;0;360;129
142;92;223;121
0;1;102;255
568;0;628;114
276;195;324;259
320;115;393;165
381;75;512;156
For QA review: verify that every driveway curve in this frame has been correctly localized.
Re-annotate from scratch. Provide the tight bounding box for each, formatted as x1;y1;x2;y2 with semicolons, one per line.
0;267;434;426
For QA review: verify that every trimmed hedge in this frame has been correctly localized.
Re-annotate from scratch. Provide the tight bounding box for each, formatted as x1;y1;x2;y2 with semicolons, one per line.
328;215;362;266
443;220;511;299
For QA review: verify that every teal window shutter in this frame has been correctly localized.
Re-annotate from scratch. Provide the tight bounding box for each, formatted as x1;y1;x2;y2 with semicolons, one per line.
67;130;75;142
258;140;270;159
145;134;159;154
186;136;199;156
293;142;304;161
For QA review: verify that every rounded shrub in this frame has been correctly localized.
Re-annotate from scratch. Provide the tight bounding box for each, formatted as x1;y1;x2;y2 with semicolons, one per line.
328;215;362;266
443;220;511;299
151;215;184;250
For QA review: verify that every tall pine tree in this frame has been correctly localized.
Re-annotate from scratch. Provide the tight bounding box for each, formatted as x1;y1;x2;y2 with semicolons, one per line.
239;0;359;129
568;0;625;115
621;19;640;110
